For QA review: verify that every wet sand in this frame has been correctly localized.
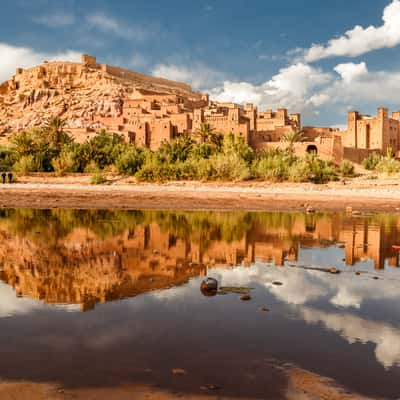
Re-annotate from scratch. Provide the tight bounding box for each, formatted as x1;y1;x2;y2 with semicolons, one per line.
0;178;399;212
0;367;371;400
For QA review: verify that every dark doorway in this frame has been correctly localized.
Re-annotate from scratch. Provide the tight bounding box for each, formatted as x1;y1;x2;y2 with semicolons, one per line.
306;145;318;154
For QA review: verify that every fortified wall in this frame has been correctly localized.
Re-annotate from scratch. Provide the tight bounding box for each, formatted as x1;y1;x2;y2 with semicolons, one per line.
81;54;196;96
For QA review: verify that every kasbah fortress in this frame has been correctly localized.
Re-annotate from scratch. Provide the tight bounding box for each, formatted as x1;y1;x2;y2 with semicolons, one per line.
1;53;400;163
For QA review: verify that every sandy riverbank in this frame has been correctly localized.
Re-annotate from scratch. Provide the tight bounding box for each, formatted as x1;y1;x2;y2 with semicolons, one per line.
0;367;371;400
0;174;399;211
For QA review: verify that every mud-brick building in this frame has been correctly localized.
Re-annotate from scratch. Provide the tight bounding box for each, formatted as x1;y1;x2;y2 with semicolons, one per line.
341;108;400;162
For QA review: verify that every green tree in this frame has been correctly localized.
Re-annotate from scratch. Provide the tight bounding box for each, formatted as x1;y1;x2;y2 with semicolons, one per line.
193;123;222;147
11;129;37;158
282;129;305;153
43;116;71;149
157;135;194;163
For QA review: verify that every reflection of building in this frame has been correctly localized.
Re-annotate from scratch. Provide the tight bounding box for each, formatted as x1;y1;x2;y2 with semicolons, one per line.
339;218;400;269
0;211;399;310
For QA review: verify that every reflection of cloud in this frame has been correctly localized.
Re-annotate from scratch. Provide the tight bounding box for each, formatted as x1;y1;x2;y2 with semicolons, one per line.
0;282;40;317
210;264;400;309
0;282;79;317
301;307;400;368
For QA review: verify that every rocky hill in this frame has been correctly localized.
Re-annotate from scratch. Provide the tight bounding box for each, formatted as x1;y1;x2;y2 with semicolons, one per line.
0;54;201;139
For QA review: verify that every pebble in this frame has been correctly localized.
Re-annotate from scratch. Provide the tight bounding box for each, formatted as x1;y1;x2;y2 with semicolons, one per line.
329;267;341;274
260;306;270;312
200;384;219;391
272;281;283;286
172;368;187;375
240;294;251;301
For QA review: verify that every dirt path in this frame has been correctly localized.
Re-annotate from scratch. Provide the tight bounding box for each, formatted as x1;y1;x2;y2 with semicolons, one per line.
0;180;399;211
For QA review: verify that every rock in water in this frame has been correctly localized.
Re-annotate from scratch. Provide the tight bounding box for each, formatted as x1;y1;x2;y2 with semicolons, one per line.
200;277;218;295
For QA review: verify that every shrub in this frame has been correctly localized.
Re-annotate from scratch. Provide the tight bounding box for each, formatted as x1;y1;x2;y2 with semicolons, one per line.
387;147;395;158
13;155;39;174
376;157;400;175
135;157;173;182
192;158;216;180
190;143;214;160
339;160;355;177
0;146;16;171
59;143;91;173
252;150;293;182
84;160;99;173
90;172;107;185
157;136;194;163
210;153;250;181
222;134;254;163
87;130;125;169
362;153;381;170
288;155;338;183
116;146;146;175
51;152;75;176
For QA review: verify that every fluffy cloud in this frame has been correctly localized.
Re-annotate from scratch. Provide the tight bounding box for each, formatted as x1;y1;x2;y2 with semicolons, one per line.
0;43;81;83
86;12;151;41
210;63;332;112
334;62;368;83
151;62;226;90
323;65;400;106
152;56;400;122
301;0;400;62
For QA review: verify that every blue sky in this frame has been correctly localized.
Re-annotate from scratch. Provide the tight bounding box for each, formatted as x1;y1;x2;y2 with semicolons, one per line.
1;0;400;127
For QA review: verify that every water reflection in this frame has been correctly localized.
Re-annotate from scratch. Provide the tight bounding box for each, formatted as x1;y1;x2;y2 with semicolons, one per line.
0;209;399;398
0;209;399;310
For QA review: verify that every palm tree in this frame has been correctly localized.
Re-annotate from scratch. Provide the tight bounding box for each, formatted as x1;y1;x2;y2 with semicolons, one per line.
43;116;70;148
282;129;305;153
193;123;217;145
11;130;36;157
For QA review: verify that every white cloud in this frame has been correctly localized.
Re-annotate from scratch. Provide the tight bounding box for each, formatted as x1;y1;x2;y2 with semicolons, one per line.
151;63;226;90
334;62;368;83
323;67;400;106
210;81;263;105
301;0;400;62
86;12;150;41
152;56;400;124
32;12;75;27
210;63;332;112
306;93;330;107
0;43;81;83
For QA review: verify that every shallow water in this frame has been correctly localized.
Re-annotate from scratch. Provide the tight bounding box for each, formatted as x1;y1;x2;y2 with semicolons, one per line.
0;209;399;399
